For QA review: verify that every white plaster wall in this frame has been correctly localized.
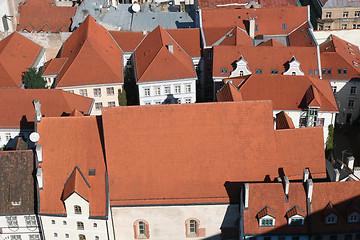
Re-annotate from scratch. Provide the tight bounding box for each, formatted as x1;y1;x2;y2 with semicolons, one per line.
111;204;238;240
138;79;196;105
0;129;33;148
123;53;132;68
0;0;12;32
57;83;123;115
273;110;301;128
0;214;41;239
313;29;360;46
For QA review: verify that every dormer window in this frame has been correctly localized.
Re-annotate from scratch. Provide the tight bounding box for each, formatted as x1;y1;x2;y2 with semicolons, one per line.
257;207;276;227
286;206;305;226
134;220;149;239
325;214;337;224
348;211;360;223
260;218;275;227
271;69;278;74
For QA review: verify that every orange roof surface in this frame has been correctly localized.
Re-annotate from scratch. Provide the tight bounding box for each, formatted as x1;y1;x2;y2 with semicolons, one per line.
17;0;76;33
245;182;307;235
198;0;298;9
133;26;196;83
217;75;338;112
258;39;286;47
212;45;319;78
201;7;308;46
37;116;107;216
102;102;326;206
320;35;360;80
288;22;315;47
0;32;43;88
42;58;68;76
62;167;90;201
0;89;93;129
310;181;360;233
166;28;202;58
56;15;123;87
216;82;243;101
275;111;295;129
109;31;146;53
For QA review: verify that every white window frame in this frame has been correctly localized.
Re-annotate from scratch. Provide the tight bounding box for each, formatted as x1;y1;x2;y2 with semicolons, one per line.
355;11;360;17
6;216;18;228
106;87;115;96
348;212;360;223
164;86;171;94
144;88;150;97
342;24;348;29
74;205;82;214
93;88;101;97
185;84;191;93
154;87;161;96
108;101;116;107
185;98;191;104
79;89;88;97
95;103;103;110
175;85;181;94
259;216;275;227
288;215;305;226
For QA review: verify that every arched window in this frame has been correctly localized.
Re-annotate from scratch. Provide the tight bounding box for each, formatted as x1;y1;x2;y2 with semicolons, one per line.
79;234;86;240
133;220;149;239
77;221;84;230
240;71;244;76
74;205;82;214
185;218;200;238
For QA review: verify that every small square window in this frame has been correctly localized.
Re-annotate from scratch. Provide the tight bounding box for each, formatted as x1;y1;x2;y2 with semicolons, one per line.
337;69;342;74
5;133;11;141
350;86;357;95
314;70;318;75
79;89;88;96
282;24;287;30
343;11;349;18
185;84;191;93
175;86;181;94
326;12;332;18
95;103;103;110
343;68;347;74
309;70;313;75
327;69;331;75
51;220;55;224
256;69;263;74
220;68;228;74
67;90;74;93
106;87;114;96
93;88;101;97
355;11;360;17
63;221;67;225
54;233;58;237
185;98;191;104
342;24;347;29
77;221;84;230
271;69;278;74
93;223;98;227
154;87;161;96
65;234;69;238
164;86;170;94
108;101;116;107
88;169;96;176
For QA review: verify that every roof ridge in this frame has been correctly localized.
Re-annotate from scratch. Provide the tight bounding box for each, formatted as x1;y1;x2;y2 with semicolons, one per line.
135;43;164;82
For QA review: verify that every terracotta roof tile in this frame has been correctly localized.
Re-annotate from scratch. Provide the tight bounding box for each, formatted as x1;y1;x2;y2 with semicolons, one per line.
198;0;298;9
109;31;146;53
42;58;68;76
275;111;295;129
56;15;123;87
0;89;93;129
166;28;202;58
288;22;315;47
216;82;243;101
256;206;276;219
286;205;305;218
258;39;286;47
218;27;253;46
102;102;326;206
62;167;90;201
0;32;43;88
37;116;107;216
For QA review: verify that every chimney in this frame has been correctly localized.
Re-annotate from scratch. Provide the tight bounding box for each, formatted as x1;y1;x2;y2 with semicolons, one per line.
167;44;174;54
36;144;43;163
283;176;289;203
303;168;310;183
244;183;249;210
249;17;255;38
33;100;41;123
36;167;44;189
306;179;313;204
334;168;340;182
347;156;355;170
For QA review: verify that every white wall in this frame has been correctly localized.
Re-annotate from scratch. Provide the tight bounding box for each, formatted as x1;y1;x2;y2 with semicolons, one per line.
313;29;360;46
138;79;196;105
111;204;239;240
0;214;41;240
0;129;32;149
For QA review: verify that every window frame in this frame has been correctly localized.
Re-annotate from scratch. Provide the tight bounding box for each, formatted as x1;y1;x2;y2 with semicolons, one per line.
348;99;355;109
77;221;84;230
95;102;103;111
93;88;102;97
108;101;116;107
134;220;149;239
144;88;150;97
326;12;332;18
74;205;82;215
175;85;181;94
350;86;357;95
106;87;115;96
79;89;88;96
185;218;200;238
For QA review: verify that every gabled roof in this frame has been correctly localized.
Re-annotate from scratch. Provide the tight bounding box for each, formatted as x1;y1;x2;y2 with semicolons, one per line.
321;0;360;8
217;27;253;46
37;116;107;216
216;82;243;101
0;32;43;88
212;45;319;78
102;102;326;206
201;7;308;47
275;111;295;129
324;201;338;216
55;15;123;87
43;58;68;76
197;0;298;9
256;206;276;219
17;0;76;33
0;89;93;129
320;35;360;80
133;25;196;83
166;28;202;58
286;205;305;218
217;75;338;112
109;31;146;53
288;22;315;47
259;39;287;47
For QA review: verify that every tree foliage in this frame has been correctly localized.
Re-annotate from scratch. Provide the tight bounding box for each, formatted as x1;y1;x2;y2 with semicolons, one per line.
118;88;127;106
22;67;46;89
325;124;334;158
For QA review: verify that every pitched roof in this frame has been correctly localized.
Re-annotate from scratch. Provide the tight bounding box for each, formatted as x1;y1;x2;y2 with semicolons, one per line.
286;205;305;218
258;39;287;47
197;0;298;9
37;116;107;216
102;102;326;206
0;89;93;129
216;82;243;101
17;0;76;33
320;35;360;80
244;182;307;235
217;27;253;46
133;25;196;83
275;111;295;129
212;45;319;78
201;7;308;47
256;206;276;219
0;150;35;214
42;58;68;76
288;22;315;47
166;28;202;58
217;75;338;112
0;32;43;88
55;15;123;87
109;31;146;53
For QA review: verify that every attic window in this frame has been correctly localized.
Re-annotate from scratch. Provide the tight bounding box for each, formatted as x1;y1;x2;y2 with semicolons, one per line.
271;69;278;74
88;169;96;176
349;47;354;52
256;69;263;74
260;218;275;227
221;68;228;74
325;214;337;224
11;201;21;206
282;24;287;30
289;218;304;226
348;43;353;47
348;212;360;223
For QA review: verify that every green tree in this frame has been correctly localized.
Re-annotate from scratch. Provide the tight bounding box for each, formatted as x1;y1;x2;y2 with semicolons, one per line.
325;124;334;158
118;88;127;106
22;67;46;89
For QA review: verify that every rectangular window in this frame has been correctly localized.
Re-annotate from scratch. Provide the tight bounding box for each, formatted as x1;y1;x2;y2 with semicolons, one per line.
10;236;21;240
255;25;258;31
77;222;84;230
220;68;228;74
356;11;360;17
185;98;191;103
348;99;355;109
314;70;318;75
357;24;360;29
25;216;37;227
155;87;161;96
256;69;263;74
29;235;40;240
354;61;359;67
271;69;278;74
309;70;313;75
95;102;103;110
207;52;212;59
175;85;181;94
164;86;170;94
327;69;331;75
93;88;101;97
322;68;326;75
282;24;287;30
343;68;347;74
144;102;151;105
332;86;337;93
337;69;342;74
108;101;115;107
350;86;357;95
5;133;11;141
324;26;330;30
106;87;114;96
261;219;274;226
342;24;347;29
185;84;191;93
343;11;349;18
67;90;74;93
326;12;332;18
6;216;18;227
144;88;150;96
79;89;88;96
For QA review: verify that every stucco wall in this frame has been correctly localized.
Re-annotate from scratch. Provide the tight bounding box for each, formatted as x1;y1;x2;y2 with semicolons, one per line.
0;214;41;240
313;29;360;46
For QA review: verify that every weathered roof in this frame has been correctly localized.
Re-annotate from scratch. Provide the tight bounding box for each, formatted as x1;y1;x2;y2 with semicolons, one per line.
275;111;295;129
197;0;298;9
321;0;360;8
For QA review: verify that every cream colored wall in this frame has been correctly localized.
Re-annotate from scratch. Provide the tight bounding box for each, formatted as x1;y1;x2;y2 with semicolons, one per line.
0;214;41;240
319;7;360;30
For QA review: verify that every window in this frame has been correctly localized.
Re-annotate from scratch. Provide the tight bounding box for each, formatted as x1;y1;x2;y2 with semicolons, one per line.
51;220;55;224
74;205;82;214
282;24;287;30
65;234;69;238
327;69;331;75
349;99;355;109
29;235;40;240
350;86;357;95
134;220;149;239
271;69;278;74
186;218;199;238
343;11;349;17
330;235;337;240
63;221;67;225
343;68;347;74
77;222;84;230
154;101;161;105
278;237;285;240
239;71;244;76
325;26;330;30
326;215;337;224
322;68;326;75
337;69;342;74
185;98;191;104
354;61;359;67
10;236;21;240
292;72;296;75
93;223;97;227
345;234;353;240
144;88;150;96
221;68;228;74
67;90;74;93
88;169;96;176
332;86;337;93
108;101;115;107
357;24;360;29
95;102;103;110
177;98;181;104
356;11;360;17
5;133;11;141
342;24;348;29
185;84;191;93
95;237;99;240
261;218;274;227
25;216;37;227
255;25;258;31
175;85;181;94
290;218;303;226
79;235;86;240
309;70;313;75
144;102;151;105
314;70;318;75
354;24;357;29
256;69;263;74
153;87;160;96
54;233;58;238
349;213;359;222
79;89;88;96
106;87;114;96
326;12;332;18
93;88;101;97
165;86;170;94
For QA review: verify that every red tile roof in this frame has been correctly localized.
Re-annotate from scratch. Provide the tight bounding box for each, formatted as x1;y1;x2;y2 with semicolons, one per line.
320;35;360;80
212;45;319;78
42;58;68;76
216;82;243;101
102;102;326;206
55;15;123;87
288;22;315;47
166;28;202;58
37;116;107;216
134;25;196;83
286;205;305;218
259;39;286;47
217;75;338;112
245;182;308;235
109;31;146;53
275;111;295;129
0;32;43;88
198;0;298;9
0;89;93;129
17;0;76;33
62;167;90;201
